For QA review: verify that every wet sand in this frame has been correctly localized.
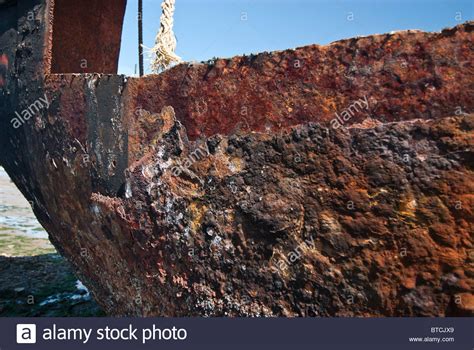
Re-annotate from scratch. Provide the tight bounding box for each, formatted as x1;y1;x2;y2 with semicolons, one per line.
0;166;49;239
0;167;103;316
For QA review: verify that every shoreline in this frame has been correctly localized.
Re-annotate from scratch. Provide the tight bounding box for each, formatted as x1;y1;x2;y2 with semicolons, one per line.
0;167;103;316
0;166;48;239
0;233;104;317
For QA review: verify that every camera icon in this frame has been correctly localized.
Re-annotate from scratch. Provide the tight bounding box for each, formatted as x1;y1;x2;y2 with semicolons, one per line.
16;324;37;344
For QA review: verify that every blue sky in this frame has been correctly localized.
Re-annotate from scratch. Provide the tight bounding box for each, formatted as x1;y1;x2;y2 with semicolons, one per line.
118;0;473;75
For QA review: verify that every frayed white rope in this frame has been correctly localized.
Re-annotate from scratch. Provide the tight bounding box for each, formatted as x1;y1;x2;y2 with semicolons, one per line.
150;0;182;73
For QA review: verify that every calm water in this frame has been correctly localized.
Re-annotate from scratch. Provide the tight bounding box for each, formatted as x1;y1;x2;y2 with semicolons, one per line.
0;166;48;239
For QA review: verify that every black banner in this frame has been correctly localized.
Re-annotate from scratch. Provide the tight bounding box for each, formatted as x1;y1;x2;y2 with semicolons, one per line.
1;317;472;350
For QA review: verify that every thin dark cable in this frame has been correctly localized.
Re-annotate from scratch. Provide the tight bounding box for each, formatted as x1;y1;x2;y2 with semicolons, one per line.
138;0;144;77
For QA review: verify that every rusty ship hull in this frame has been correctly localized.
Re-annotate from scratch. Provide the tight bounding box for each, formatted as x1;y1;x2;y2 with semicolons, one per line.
0;0;473;316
